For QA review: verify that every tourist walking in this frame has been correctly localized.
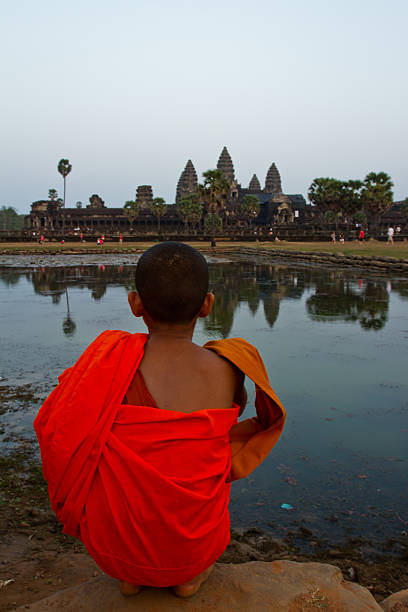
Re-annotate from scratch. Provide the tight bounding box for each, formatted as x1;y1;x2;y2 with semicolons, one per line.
358;229;364;244
331;232;336;243
387;226;394;244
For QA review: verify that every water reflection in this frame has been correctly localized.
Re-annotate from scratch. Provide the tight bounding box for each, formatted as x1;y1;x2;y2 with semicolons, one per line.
1;260;407;550
1;262;407;337
62;289;76;337
306;279;389;330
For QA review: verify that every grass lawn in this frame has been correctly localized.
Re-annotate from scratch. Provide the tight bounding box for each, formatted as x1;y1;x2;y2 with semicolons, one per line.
0;240;407;259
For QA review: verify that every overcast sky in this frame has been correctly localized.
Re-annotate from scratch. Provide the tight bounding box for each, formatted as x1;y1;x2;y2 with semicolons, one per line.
1;0;407;214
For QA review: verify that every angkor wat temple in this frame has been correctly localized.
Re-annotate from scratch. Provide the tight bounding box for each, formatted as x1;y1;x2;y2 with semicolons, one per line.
27;147;309;234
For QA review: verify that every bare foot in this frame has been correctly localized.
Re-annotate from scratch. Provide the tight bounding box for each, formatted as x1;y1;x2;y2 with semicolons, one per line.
173;564;214;598
118;581;142;596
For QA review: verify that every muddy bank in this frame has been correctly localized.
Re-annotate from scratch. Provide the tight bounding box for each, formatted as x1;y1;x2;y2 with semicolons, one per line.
0;446;407;610
220;247;408;275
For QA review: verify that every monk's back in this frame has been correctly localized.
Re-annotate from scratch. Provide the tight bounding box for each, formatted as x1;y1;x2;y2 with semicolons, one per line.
133;336;237;413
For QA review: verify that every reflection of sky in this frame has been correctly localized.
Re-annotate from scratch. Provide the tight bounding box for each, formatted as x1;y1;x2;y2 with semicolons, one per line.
1;262;408;550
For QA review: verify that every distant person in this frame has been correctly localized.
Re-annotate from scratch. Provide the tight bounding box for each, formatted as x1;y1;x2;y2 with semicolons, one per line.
387;226;394;244
396;225;401;234
39;234;44;245
359;229;365;244
119;234;123;244
60;239;65;245
339;233;345;243
80;233;83;242
331;231;336;243
34;242;285;599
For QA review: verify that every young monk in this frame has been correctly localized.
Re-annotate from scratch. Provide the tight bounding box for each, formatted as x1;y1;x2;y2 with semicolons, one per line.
34;241;285;598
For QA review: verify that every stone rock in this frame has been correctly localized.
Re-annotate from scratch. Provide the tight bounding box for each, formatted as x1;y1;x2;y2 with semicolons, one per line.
381;589;408;611
18;561;382;611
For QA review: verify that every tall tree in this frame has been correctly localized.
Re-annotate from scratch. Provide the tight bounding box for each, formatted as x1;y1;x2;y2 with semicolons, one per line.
361;172;393;233
76;201;83;208
241;195;260;229
308;178;344;228
176;194;203;233
0;206;24;231
341;180;363;223
123;200;139;231
204;213;222;236
57;159;72;208
150;197;167;233
198;169;229;246
48;188;58;201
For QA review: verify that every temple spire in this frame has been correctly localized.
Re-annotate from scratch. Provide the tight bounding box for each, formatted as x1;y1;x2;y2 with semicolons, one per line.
249;174;261;191
264;163;282;194
176;159;198;202
216;146;235;183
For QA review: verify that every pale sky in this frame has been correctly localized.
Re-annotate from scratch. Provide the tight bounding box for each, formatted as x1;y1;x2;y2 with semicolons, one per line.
1;0;407;214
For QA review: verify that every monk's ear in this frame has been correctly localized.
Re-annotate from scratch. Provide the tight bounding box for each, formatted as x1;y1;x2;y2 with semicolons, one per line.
128;291;144;317
198;292;214;318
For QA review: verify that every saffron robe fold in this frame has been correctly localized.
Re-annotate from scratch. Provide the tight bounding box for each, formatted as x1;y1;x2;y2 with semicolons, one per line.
34;330;285;586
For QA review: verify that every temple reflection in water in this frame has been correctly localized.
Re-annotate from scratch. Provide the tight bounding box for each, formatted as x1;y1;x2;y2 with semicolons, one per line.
0;261;404;339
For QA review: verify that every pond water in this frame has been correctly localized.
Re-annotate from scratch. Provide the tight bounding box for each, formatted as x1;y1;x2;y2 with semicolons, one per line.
1;255;407;554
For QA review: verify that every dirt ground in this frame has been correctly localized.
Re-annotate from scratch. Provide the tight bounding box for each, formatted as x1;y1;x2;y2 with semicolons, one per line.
0;448;407;611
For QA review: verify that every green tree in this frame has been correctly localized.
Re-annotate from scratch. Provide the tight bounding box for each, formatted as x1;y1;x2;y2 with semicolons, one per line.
123;200;139;230
57;159;72;208
341;180;363;223
150;197;167;233
361;172;393;233
198;169;229;246
353;210;367;225
0;206;24;231
241;195;260;229
76;201;83;208
308;178;344;228
176;194;203;233
204;213;222;236
48;188;58;201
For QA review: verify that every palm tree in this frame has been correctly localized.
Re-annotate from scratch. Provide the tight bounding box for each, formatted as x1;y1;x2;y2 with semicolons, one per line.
48;188;58;202
57;159;72;208
198;169;229;246
176;194;203;234
241;195;260;231
150;197;167;233
308;178;344;229
361;172;393;235
123;200;139;232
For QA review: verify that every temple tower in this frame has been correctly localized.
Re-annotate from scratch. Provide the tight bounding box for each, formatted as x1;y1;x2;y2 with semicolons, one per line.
249;174;261;192
136;185;153;209
264;163;282;194
217;146;235;183
176;160;198;202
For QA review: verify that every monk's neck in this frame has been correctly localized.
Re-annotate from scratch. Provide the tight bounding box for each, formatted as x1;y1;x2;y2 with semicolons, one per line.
146;322;196;342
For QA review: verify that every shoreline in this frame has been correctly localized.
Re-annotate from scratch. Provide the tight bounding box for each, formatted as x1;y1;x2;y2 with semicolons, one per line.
0;445;407;609
1;241;408;275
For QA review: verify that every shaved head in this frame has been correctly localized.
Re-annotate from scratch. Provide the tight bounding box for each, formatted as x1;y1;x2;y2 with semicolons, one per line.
135;242;209;324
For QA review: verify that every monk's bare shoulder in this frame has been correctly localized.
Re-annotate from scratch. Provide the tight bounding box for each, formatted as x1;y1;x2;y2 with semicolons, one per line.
195;345;246;410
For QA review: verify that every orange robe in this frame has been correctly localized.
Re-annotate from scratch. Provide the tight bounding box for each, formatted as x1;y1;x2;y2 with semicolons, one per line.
34;331;285;587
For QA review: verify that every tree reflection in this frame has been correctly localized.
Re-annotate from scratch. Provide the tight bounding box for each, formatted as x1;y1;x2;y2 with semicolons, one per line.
306;277;389;331
3;262;402;335
62;288;76;337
